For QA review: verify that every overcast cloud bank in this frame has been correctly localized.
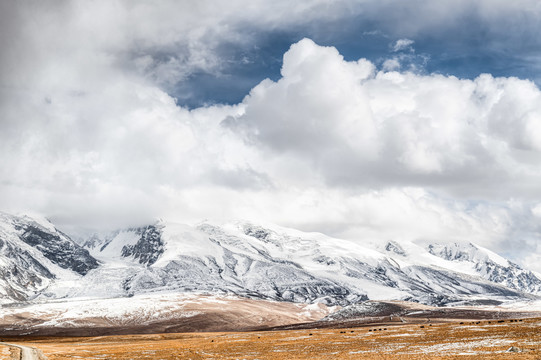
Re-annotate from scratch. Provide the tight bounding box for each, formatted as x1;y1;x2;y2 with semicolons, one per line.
1;1;540;271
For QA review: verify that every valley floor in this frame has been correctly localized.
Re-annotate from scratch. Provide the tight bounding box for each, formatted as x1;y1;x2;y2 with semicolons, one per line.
2;317;541;359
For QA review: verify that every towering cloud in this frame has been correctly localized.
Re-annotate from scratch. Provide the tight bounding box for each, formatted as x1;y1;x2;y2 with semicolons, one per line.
230;39;541;198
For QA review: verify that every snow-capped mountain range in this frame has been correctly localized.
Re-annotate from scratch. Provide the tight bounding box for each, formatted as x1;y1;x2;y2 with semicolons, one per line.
1;212;540;307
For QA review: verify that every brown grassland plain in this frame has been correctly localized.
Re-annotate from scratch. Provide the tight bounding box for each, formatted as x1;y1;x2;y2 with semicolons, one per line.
1;318;540;359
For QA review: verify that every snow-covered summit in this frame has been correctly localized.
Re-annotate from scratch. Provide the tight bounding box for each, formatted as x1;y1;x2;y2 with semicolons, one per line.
0;212;99;304
0;214;540;307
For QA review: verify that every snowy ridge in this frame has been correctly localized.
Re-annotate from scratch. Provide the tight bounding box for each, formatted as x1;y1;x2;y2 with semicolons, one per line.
0;212;97;304
427;242;541;295
0;213;540;307
0;292;337;335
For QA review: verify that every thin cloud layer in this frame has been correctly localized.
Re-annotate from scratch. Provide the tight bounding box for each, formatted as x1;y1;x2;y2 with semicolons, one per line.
392;39;415;52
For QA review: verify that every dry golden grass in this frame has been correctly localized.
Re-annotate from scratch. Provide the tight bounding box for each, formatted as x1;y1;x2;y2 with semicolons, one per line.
9;318;541;359
0;344;17;359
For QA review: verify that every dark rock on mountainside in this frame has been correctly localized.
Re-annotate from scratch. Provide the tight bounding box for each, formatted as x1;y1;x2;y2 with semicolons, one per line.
19;225;99;275
121;225;164;266
0;213;101;302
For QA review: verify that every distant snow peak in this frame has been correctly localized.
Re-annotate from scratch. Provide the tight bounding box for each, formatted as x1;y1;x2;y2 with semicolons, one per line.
385;241;406;256
427;242;484;262
427;242;541;295
243;224;272;241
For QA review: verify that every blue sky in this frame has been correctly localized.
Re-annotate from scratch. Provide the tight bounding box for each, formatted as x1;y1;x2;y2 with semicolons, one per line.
171;2;541;108
1;0;541;271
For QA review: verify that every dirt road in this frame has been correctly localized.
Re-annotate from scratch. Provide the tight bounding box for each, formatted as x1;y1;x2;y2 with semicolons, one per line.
0;342;46;360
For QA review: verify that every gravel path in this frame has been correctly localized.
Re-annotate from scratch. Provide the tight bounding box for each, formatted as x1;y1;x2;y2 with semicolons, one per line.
0;342;46;360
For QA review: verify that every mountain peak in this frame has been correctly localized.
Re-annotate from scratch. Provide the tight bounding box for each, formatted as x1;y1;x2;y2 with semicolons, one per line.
1;214;540;307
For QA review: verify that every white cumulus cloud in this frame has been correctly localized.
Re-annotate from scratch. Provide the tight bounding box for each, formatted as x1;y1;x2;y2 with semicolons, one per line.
228;39;541;200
